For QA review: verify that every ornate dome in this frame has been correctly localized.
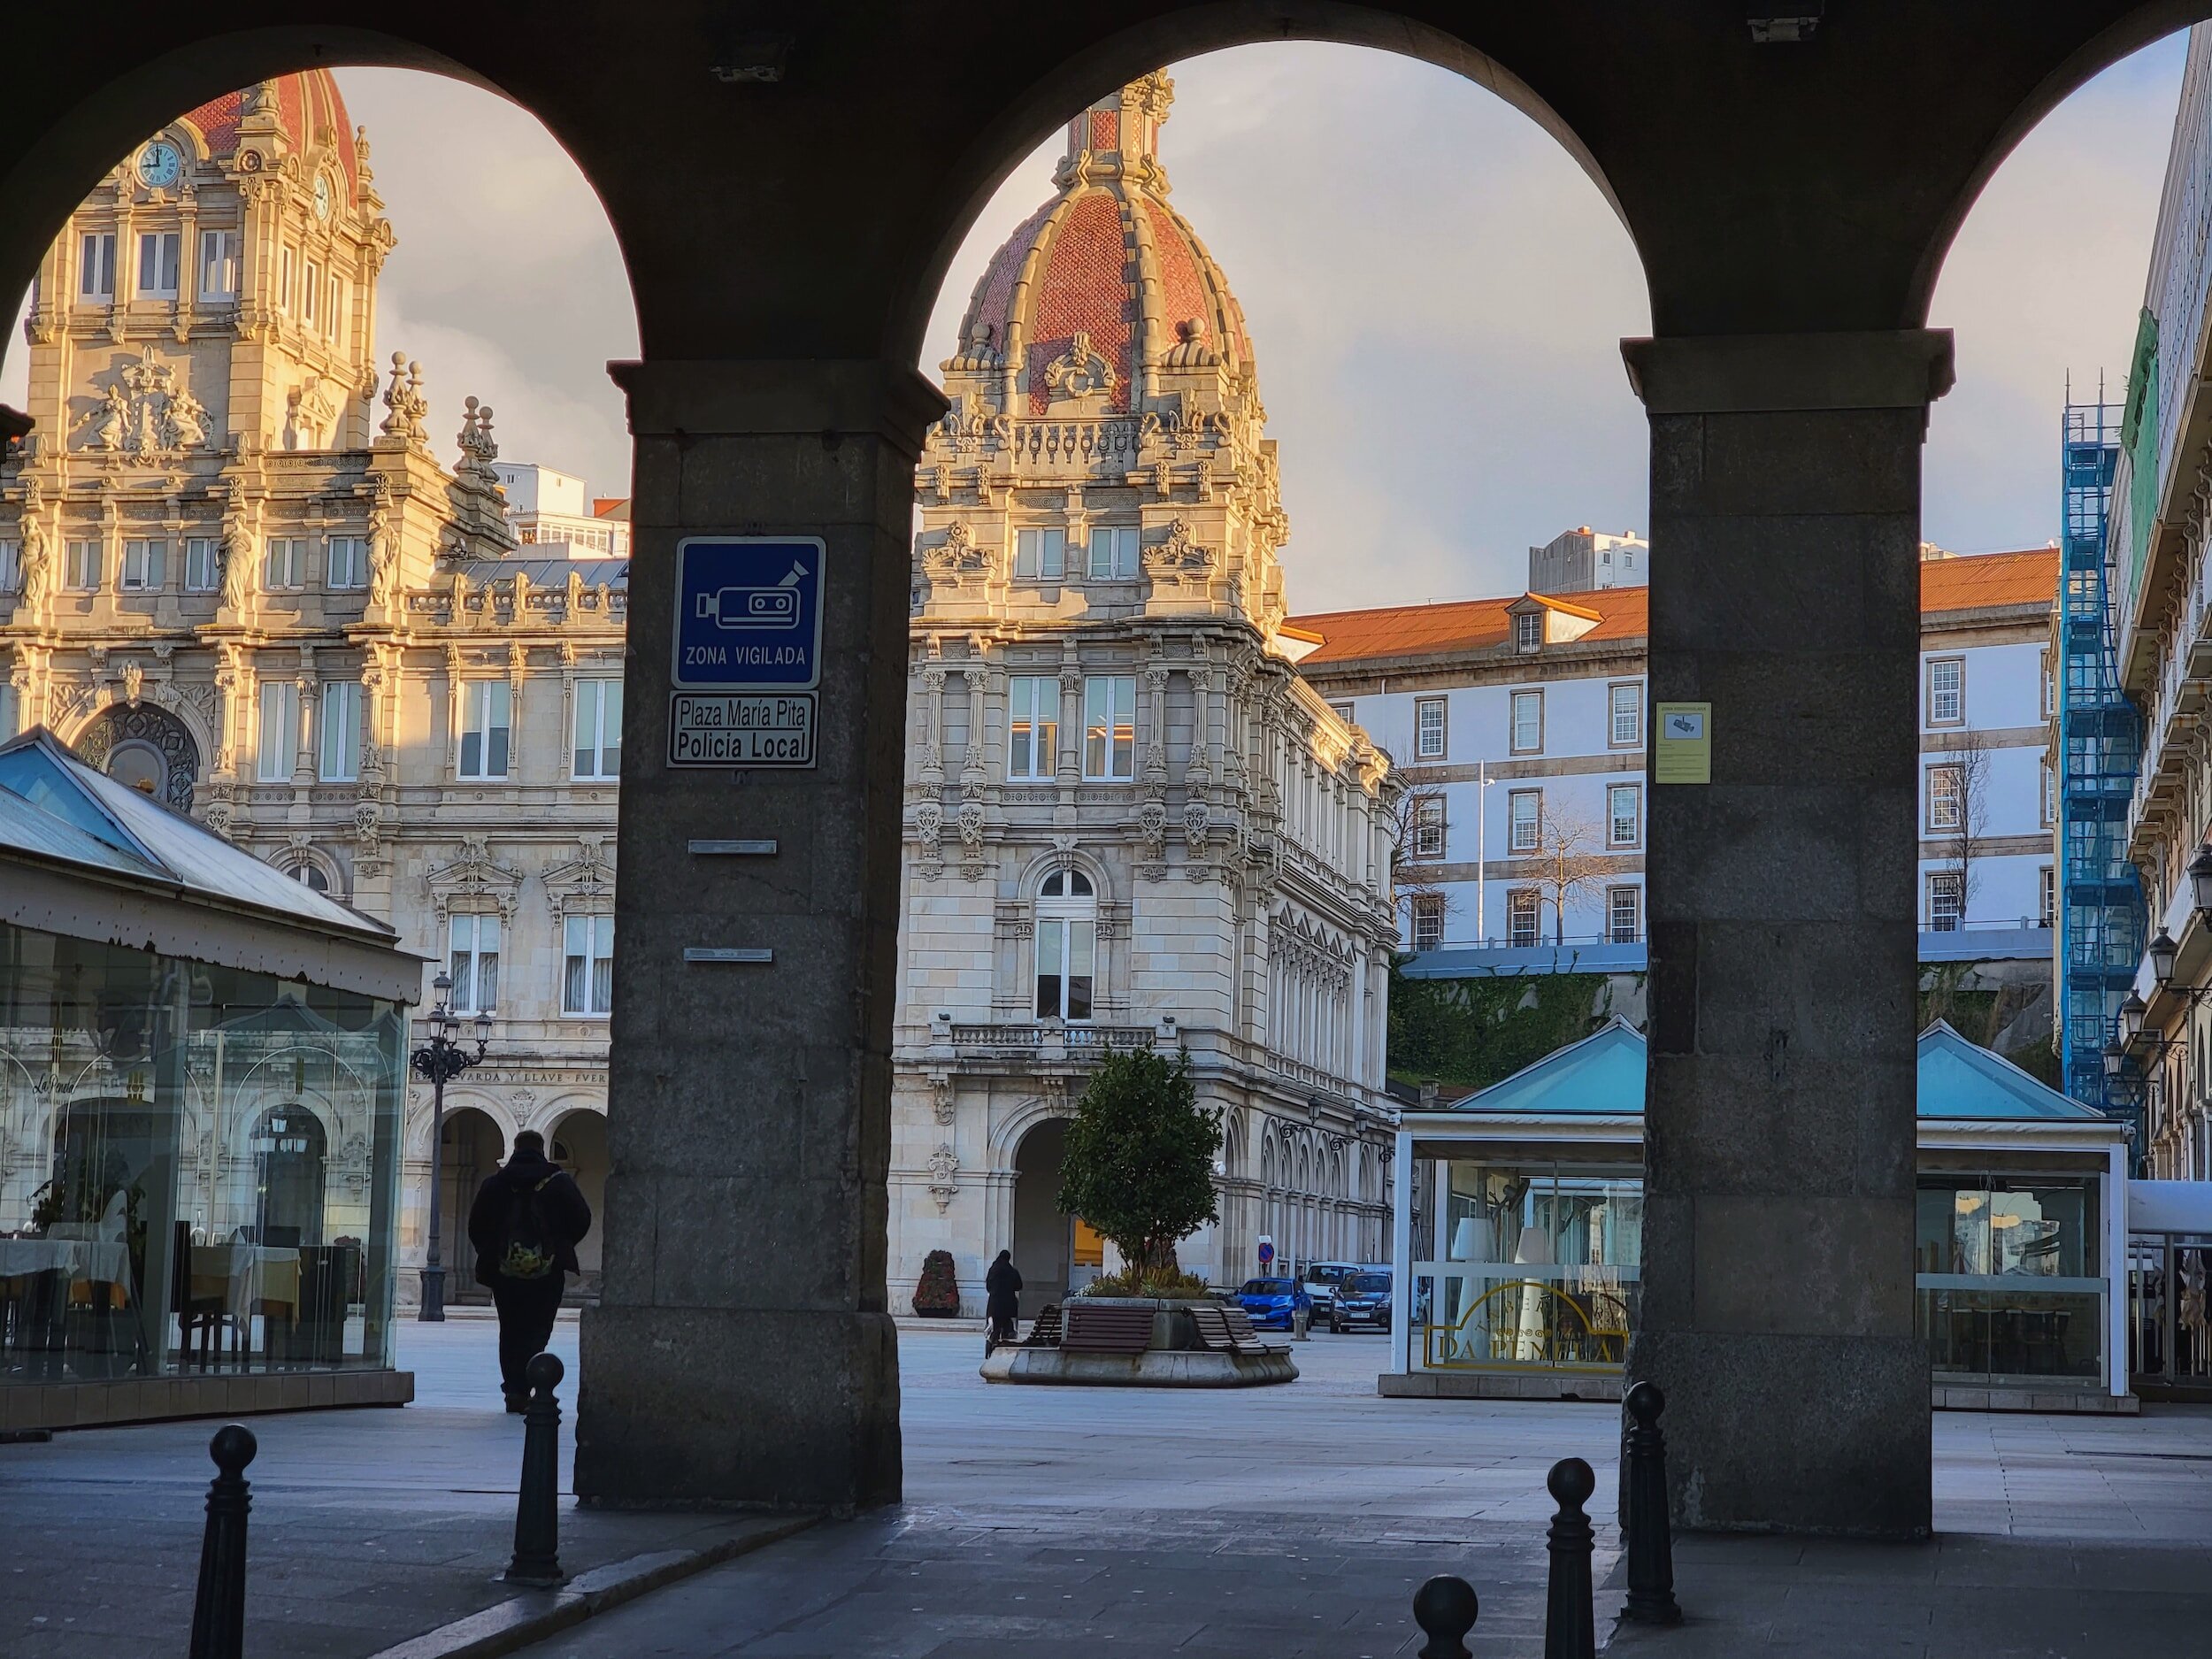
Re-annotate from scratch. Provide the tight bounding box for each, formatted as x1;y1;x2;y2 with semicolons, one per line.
950;74;1254;415
176;71;360;201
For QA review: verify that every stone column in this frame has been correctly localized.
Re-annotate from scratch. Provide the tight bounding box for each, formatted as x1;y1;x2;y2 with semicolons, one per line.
1622;329;1951;1540
575;358;943;1510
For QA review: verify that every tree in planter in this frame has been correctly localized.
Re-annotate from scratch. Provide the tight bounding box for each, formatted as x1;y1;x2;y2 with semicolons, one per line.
912;1248;962;1317
1056;1050;1222;1280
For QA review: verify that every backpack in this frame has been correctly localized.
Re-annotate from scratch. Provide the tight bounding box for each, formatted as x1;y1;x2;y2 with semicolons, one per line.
496;1174;561;1281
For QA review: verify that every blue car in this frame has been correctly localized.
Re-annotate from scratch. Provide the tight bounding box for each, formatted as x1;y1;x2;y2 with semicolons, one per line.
1238;1277;1311;1331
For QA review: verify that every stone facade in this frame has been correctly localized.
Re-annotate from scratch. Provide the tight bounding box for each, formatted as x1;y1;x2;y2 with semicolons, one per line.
891;77;1402;1317
0;73;617;1300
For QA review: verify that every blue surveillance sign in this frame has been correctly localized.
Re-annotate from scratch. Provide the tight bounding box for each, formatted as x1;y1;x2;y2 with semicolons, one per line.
669;536;825;768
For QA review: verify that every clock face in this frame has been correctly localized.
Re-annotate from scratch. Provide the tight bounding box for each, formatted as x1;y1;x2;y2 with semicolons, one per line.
313;173;333;221
137;142;181;190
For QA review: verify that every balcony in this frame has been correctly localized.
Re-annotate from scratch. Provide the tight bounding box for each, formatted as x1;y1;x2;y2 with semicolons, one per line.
929;1014;1164;1063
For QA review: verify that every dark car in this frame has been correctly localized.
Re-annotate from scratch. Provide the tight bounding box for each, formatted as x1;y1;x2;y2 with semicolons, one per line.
1237;1277;1311;1332
1330;1271;1392;1333
1300;1260;1363;1323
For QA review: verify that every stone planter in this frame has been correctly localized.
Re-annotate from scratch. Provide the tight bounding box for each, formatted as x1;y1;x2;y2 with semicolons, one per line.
980;1295;1296;1387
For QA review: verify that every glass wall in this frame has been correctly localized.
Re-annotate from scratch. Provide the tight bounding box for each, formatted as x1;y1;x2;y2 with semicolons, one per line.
1915;1171;2104;1386
1415;1158;1643;1370
0;919;403;1384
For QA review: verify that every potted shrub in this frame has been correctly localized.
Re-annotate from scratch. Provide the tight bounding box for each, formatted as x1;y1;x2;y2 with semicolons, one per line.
912;1248;962;1317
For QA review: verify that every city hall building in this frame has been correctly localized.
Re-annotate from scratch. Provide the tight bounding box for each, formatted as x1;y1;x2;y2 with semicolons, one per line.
0;72;620;1304
890;77;1402;1314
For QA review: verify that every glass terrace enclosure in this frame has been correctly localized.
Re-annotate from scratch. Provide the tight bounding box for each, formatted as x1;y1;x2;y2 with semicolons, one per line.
1387;1020;2131;1407
0;732;419;1428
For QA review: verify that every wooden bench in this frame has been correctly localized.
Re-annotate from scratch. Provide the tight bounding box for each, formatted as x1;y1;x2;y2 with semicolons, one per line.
1060;1301;1156;1355
1219;1304;1289;1356
1187;1302;1238;1352
1021;1303;1064;1348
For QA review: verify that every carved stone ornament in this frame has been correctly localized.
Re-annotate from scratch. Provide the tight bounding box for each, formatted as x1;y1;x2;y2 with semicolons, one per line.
74;346;210;457
913;800;945;847
929;1072;957;1126
1184;798;1210;855
1041;329;1116;408
919;519;994;588
1139;798;1169;859
1143;518;1217;584
424;835;525;922
956;797;988;882
927;1142;960;1212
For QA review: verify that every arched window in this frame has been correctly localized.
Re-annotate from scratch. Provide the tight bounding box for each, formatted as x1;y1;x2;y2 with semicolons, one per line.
1035;869;1095;1021
291;863;329;892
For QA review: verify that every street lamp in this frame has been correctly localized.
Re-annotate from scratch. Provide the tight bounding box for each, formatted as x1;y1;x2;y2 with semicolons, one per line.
411;969;491;1322
2103;1040;2126;1080
2120;989;2148;1042
2190;847;2212;916
2148;930;2179;987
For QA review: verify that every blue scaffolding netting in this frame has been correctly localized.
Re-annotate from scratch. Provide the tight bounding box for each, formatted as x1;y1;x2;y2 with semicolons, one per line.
2056;398;2144;1133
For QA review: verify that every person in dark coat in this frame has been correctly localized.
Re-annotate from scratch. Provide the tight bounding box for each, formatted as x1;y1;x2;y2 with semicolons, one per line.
984;1249;1022;1348
465;1129;591;1411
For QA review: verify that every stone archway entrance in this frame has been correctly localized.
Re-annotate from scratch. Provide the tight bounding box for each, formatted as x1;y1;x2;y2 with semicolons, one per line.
550;1110;607;1297
435;1107;503;1306
73;703;201;813
250;1106;326;1247
1009;1118;1072;1320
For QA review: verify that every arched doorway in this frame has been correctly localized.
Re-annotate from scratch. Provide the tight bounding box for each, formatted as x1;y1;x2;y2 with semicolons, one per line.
72;703;201;812
435;1107;503;1306
1010;1117;1072;1319
249;1106;326;1246
549;1109;607;1296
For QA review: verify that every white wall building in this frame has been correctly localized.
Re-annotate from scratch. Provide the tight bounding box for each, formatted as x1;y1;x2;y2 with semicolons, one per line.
1293;548;2059;968
492;461;630;557
1528;525;1648;592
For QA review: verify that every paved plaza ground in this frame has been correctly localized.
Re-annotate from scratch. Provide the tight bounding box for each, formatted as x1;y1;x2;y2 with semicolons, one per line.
0;1322;2206;1657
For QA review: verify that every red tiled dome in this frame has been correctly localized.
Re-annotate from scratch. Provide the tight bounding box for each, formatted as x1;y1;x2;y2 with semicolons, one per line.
177;71;358;205
956;75;1252;414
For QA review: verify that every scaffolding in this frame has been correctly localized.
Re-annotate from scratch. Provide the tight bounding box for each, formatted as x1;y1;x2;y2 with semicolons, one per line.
2056;396;2144;1128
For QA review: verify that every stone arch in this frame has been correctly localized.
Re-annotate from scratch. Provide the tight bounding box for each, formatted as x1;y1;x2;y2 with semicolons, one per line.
988;1090;1073;1165
69;697;204;812
1010;839;1116;906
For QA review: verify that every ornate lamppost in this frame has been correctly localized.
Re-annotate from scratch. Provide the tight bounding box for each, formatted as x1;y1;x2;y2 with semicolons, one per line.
411;970;491;1322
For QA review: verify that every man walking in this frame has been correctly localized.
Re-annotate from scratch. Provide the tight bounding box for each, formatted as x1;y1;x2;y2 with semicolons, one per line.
466;1129;592;1412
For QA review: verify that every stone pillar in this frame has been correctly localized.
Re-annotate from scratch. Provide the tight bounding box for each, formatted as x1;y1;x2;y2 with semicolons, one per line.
1623;329;1951;1540
575;358;943;1510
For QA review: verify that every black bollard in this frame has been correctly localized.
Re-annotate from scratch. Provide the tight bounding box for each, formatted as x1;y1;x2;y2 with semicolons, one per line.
504;1351;567;1586
1622;1381;1682;1624
1542;1456;1597;1659
1412;1574;1479;1659
188;1424;256;1659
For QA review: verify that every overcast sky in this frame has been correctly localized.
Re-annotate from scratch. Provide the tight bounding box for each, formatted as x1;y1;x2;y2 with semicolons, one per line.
1;35;2189;610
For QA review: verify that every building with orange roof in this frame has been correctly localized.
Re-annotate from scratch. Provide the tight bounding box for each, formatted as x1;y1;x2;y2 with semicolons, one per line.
1291;548;2061;976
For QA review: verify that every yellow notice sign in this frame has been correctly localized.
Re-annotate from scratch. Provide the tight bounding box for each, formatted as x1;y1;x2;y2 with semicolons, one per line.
1654;703;1712;785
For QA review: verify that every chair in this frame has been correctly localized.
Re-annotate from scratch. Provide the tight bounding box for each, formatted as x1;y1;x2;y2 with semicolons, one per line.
171;1221;241;1368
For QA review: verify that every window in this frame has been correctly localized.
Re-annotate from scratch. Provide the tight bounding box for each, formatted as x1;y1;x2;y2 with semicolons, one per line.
302;259;319;326
1034;870;1095;1020
256;680;296;780
1608;782;1640;848
278;246;295;312
572;679;623;780
136;231;180;298
2040;649;2057;719
293;864;329;894
448;916;500;1015
1515;611;1542;651
1609;682;1643;749
79;232;116;299
1927;764;1962;833
319;680;360;781
1926;657;1964;726
457;680;512;780
1329;700;1355;724
1509;688;1544;754
1014;526;1065;581
264;537;305;589
326;536;365;590
1007;675;1059;780
65;540;102;591
563;916;615;1017
0;685;18;741
1412;795;1446;858
1607;886;1640;944
1410;893;1444;952
183;537;219;593
1087;526;1140;580
119;538;165;592
1414;697;1447;760
1509;789;1540;853
199;229;238;301
1508;889;1540;948
1927;871;1963;932
2040;758;2055;827
1082;676;1136;780
326;275;343;347
2040;865;2055;930
0;541;17;592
